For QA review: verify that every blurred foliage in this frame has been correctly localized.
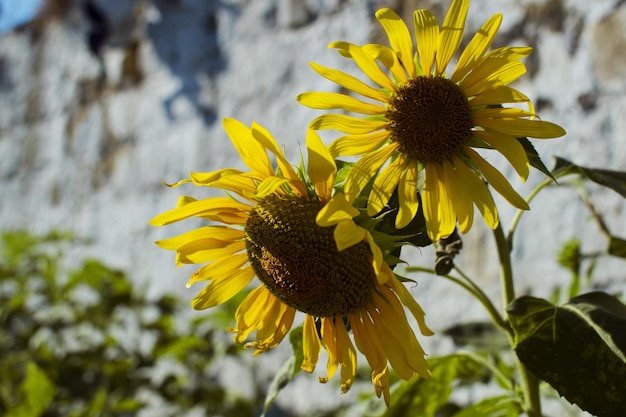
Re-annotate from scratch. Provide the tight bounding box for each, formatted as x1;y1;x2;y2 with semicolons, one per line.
0;230;262;417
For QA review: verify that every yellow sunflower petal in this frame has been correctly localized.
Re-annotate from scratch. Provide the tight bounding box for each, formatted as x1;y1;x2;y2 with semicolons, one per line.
308;62;389;102
454;157;499;230
451;13;502;83
316;193;360;227
250;122;306;195
302;314;321;373
335;317;357;393
466;148;529;210
422;162;456;241
375;8;416;78
249;300;295;355
328;131;390;158
155;226;244;250
191;266;255;310
414;9;439;75
320;317;339;383
368;153;407;216
191;171;258;197
254;176;291;198
149;197;250;226
186;252;248;286
461;47;532;96
362;43;408;83
470;85;532;108
344;143;398;202
473;130;530;181
334;220;367;252
223;118;273;178
306;128;336;202
297;92;387;115
309;114;388;134
189;168;244;185
442;159;474;233
178;241;246;265
330;41;397;92
396;159;420;229
476;117;567;138
231;286;273;343
436;0;469;75
367;234;387;283
386;279;434;336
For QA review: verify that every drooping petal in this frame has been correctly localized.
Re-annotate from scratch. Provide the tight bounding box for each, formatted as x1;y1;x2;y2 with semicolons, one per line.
297;92;387;115
386;278;434;336
309;114;388;134
368;153;407;216
414;9;439;75
436;0;469;75
473;130;530;181
466;148;529;210
307;128;337;202
247;300;296;355
451;13;502;83
442;159;474;233
308;62;390;102
316;193;360;227
302;314;322;372
328;131;390;158
223;118;274;178
190;171;258;197
422;162;456;241
319;317;339;383
396;159;420;229
334;317;357;393
454;157;499;229
231;286;274;343
376;8;416;78
333;220;367;251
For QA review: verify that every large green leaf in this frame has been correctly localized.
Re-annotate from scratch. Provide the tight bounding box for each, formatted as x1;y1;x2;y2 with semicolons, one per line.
553;157;626;198
608;236;626;259
507;292;626;416
382;354;484;417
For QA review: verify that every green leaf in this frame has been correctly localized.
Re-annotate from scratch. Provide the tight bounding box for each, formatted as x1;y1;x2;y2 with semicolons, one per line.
553;157;626;198
608;236;626;259
516;137;555;181
260;326;304;417
6;362;56;417
383;354;484;417
507;292;626;417
452;395;521;417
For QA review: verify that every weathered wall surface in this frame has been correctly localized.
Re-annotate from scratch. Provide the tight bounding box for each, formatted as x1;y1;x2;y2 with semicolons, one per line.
0;0;624;413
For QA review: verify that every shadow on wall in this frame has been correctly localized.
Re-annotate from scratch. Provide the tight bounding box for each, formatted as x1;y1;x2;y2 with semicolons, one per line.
147;0;233;126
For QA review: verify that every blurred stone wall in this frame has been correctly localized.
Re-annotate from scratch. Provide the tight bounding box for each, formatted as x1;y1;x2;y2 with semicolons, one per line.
0;2;624;411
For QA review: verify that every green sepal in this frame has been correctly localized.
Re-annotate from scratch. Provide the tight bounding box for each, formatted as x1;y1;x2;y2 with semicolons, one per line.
516;137;555;181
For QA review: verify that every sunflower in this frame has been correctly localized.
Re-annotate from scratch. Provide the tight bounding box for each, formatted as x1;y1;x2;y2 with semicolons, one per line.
149;119;433;403
297;0;566;241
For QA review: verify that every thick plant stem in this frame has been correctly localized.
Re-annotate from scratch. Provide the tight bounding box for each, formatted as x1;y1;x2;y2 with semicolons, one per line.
493;221;542;417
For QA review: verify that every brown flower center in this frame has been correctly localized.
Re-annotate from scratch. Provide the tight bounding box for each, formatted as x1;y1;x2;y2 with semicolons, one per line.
386;76;474;163
245;195;375;317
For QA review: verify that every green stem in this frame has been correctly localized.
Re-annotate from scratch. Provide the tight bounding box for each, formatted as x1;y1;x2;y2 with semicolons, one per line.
507;176;554;248
493;220;542;417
